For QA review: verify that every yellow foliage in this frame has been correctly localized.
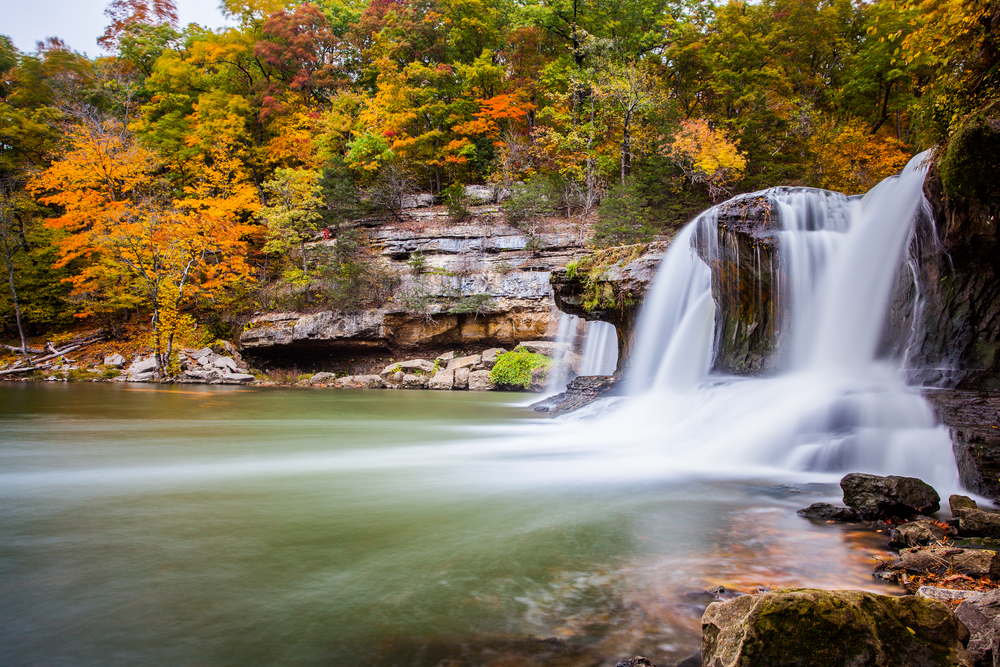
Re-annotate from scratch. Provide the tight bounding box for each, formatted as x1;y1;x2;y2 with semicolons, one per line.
664;119;747;201
807;119;912;194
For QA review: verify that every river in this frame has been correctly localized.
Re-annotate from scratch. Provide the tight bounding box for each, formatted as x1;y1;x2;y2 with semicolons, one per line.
0;382;902;666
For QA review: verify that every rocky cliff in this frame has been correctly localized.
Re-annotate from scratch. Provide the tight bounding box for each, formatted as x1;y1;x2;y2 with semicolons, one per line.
241;205;591;369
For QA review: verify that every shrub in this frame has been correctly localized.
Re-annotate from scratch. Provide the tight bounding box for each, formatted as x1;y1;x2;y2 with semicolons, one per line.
490;349;551;388
442;184;470;222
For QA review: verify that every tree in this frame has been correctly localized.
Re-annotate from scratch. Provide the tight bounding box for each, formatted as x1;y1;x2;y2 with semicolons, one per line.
664;118;747;202
30;119;254;371
0;181;29;359
259;167;324;277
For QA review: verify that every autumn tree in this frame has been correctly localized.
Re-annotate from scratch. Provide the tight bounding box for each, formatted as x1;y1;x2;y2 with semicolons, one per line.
30;119;255;371
664;119;747;202
259;167;324;278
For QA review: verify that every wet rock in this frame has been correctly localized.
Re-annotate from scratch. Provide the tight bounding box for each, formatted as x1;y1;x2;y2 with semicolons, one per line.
952;494;980;514
103;353;125;367
702;588;971;667
616;658;656;667
887;545;1000;578
841;472;941;520
446;354;480;371
428;369;455;390
673;655;701;667
957;508;1000;538
454;367;470;389
535;375;625;416
796;502;859;522
955;589;1000;667
889;521;948;550
468;370;494;391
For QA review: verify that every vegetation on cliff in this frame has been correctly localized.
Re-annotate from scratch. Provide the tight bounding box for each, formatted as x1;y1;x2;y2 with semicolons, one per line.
0;0;997;359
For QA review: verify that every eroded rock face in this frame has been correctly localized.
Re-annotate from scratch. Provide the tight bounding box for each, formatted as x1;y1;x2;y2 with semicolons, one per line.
702;588;971;667
841;472;941;520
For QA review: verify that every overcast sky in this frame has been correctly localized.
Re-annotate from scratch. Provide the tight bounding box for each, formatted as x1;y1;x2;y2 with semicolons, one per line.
4;0;234;55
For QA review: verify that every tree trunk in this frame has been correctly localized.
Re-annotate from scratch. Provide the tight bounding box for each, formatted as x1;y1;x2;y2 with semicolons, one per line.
0;219;29;365
621;120;632;186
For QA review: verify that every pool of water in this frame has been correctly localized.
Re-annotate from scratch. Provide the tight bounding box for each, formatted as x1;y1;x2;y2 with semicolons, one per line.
0;382;900;666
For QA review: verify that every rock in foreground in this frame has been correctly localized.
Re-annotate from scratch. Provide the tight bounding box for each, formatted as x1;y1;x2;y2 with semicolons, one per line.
841;472;941;520
702;588;971;667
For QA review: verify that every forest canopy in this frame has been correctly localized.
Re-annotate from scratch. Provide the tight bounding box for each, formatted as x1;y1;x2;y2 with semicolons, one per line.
1;0;997;355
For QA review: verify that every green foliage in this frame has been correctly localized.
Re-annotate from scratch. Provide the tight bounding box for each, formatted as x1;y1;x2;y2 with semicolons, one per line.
490;349;550;388
503;175;559;226
593;177;656;247
449;293;494;316
442;184;470;222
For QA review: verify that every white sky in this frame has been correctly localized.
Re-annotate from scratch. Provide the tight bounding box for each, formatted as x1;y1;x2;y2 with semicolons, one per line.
4;0;234;56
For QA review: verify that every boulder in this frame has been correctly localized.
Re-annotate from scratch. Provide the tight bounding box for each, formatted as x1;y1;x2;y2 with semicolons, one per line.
381;359;436;377
889;521;949;550
957;508;1000;538
454;367;470;389
428;369;455;390
529;365;548;392
126;356;158;376
917;587;973;604
309;372;337;385
463;184;500;204
401;193;435;209
219;372;254;384
178;369;218;383
701;588;972;667
517;341;564;356
888;545;1000;578
436;351;456;362
479;347;506;370
402;373;428;388
841;472;941;520
446;354;481;371
213;356;239;373
190;347;214;360
952;494;980;514
390;370;404;385
127;371;156;382
955;589;1000;667
796;502;859;522
103;353;125;368
468;370;494;391
337;374;383;389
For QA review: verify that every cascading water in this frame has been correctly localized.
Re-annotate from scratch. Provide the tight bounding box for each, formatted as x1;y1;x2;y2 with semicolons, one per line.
530;150;958;492
579;321;618;376
543;313;581;395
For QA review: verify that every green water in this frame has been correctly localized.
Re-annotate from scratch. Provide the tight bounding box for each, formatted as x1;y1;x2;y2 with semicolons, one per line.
0;383;898;666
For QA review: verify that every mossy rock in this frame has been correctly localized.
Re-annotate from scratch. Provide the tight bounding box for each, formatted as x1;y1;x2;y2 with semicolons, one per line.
940;111;1000;212
702;588;971;667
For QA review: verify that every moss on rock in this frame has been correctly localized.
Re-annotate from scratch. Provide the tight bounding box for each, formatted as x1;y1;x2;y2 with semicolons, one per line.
702;588;972;667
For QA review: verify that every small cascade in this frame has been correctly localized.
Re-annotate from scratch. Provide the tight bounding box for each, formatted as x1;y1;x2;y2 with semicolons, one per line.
544;313;581;395
579;321;618;376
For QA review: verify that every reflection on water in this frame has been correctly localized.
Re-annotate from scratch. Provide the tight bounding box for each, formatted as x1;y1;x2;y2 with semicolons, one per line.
0;383;899;667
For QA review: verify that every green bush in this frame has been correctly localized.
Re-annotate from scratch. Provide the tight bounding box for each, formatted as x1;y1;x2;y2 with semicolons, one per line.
490;349;551;389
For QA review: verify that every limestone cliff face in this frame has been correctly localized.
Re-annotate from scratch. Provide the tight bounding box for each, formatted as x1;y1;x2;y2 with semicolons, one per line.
241;208;589;358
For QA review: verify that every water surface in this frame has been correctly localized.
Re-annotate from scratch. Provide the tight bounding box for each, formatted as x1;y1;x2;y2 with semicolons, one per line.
1;383;899;666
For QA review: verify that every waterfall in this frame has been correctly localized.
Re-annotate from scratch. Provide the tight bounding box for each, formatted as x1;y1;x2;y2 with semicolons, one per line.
577;150;959;490
544;313;581;394
579;321;618;376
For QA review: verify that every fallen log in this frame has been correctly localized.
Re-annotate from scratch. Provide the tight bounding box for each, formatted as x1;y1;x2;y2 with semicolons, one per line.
2;343;45;355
